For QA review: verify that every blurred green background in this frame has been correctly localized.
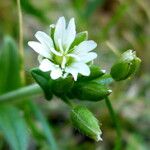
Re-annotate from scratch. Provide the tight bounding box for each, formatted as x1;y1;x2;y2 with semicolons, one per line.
0;0;150;150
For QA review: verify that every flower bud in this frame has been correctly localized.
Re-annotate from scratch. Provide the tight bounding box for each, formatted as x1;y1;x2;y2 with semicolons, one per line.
72;82;112;101
71;105;102;141
110;50;141;81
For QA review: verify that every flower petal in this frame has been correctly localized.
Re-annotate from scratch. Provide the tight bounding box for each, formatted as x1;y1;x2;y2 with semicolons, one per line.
50;68;62;79
64;18;76;52
50;47;62;56
67;53;81;61
39;59;55;72
54;16;66;48
74;40;97;54
81;52;97;63
65;62;90;79
38;55;43;63
35;31;54;48
28;41;51;58
65;67;78;81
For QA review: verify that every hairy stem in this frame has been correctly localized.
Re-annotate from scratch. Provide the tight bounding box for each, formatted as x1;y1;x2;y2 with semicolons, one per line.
105;97;122;150
0;84;43;103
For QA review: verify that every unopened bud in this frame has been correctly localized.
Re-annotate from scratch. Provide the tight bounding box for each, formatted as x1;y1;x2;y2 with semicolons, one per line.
71;105;102;141
110;50;141;81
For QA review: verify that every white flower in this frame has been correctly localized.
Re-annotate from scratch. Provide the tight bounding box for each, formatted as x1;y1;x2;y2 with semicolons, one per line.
28;16;97;80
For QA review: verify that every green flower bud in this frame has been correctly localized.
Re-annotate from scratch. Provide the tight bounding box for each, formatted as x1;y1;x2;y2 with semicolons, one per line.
77;65;106;82
72;82;112;101
71;105;102;141
110;50;141;81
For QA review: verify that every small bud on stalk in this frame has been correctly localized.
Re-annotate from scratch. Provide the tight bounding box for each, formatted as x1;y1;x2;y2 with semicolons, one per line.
110;50;141;81
71;105;102;141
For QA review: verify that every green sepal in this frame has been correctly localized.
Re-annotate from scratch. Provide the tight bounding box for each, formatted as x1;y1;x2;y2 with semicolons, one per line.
110;58;141;81
111;61;130;81
70;31;88;49
72;82;112;101
51;76;74;97
31;68;53;100
49;25;55;41
77;65;105;82
92;74;114;85
71;105;102;141
126;58;141;77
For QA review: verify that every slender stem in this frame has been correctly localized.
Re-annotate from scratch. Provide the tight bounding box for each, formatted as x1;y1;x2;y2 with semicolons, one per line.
105;97;122;150
105;41;121;57
62;96;75;108
0;84;43;103
17;0;25;85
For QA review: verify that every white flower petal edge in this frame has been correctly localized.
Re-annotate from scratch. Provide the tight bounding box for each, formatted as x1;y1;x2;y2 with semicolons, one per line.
54;16;66;49
64;18;76;52
65;62;90;80
80;52;97;63
39;59;55;72
73;40;97;54
35;31;54;48
28;41;51;58
50;68;62;80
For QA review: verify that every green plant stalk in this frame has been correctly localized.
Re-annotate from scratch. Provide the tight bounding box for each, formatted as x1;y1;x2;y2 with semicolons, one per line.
17;0;25;85
62;96;75;108
105;97;122;150
0;84;43;103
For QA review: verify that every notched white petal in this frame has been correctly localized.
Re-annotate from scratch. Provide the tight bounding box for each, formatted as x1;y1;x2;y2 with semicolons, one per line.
74;40;97;54
39;59;55;72
28;41;51;58
54;16;66;48
50;68;62;79
66;62;90;77
35;31;53;48
81;52;97;63
64;18;76;52
65;67;78;81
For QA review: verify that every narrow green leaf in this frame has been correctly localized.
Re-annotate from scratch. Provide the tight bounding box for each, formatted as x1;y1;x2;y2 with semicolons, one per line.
0;105;29;150
20;0;48;23
28;101;58;150
0;36;22;94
